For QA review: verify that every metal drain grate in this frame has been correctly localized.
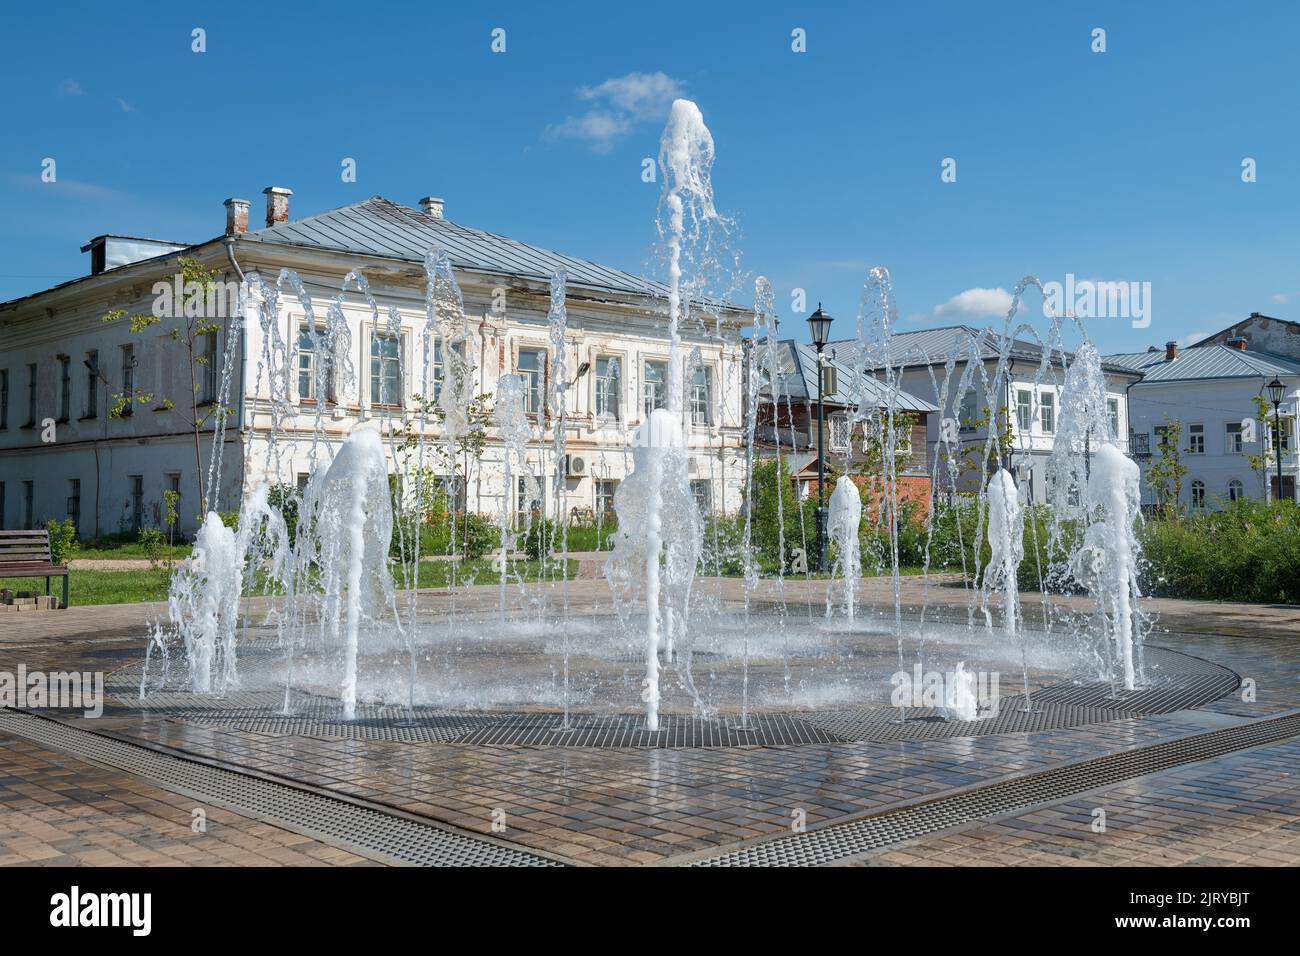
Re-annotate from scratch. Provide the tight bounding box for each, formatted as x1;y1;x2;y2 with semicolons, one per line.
107;645;1238;749
452;712;842;748
0;709;563;867
686;712;1300;866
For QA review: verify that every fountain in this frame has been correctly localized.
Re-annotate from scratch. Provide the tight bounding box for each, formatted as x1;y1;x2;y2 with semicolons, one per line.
137;96;1175;740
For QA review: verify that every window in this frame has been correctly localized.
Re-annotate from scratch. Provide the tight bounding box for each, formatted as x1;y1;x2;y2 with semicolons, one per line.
1188;423;1204;455
1191;480;1205;512
690;479;712;515
120;346;134;416
297;327;332;401
129;475;144;532
198;330;219;403
0;368;7;429
66;478;81;533
828;411;850;452
370;331;402;406
517;348;545;416
1107;398;1120;440
1225;422;1243;454
1270;415;1293;454
22;480;34;528
689;365;713;426
25;363;37;426
58;356;71;422
1228;478;1244;502
429;337;465;402
643;360;667;417
595;479;618;517
516;475;543;521
1039;391;1055;434
1154;424;1170;448
1016;389;1032;432
296;472;311;493
84;351;98;418
595;356;621;420
958;389;977;431
434;474;467;513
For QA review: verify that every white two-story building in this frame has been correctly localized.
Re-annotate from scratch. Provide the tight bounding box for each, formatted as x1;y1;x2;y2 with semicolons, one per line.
829;325;1142;503
0;189;749;537
1105;337;1300;508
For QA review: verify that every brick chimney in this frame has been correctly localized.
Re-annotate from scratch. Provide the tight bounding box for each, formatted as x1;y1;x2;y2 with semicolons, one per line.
1226;336;1248;351
1165;341;1178;361
263;186;292;227
223;198;250;236
419;196;445;219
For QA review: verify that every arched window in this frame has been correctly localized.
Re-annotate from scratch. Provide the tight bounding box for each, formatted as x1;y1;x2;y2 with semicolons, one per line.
1191;480;1206;512
1228;479;1244;502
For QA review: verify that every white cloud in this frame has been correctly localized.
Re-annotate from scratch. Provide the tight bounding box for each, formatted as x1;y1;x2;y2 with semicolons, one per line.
1272;293;1290;305
115;97;134;112
933;287;1014;320
546;71;684;152
1178;330;1210;348
576;72;683;120
60;79;83;96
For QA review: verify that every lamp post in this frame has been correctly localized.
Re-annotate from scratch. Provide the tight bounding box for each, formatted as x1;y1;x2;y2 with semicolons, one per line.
807;304;834;571
1266;377;1286;502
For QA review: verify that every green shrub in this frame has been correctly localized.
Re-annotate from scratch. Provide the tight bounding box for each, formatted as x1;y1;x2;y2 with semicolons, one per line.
45;518;80;565
138;526;165;568
749;458;819;572
1139;499;1300;603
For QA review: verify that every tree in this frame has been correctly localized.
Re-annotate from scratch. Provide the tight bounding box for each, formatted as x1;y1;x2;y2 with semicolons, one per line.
101;256;232;512
1146;416;1188;516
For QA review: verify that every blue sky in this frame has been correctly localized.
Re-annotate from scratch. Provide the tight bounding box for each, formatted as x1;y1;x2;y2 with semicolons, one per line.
2;0;1298;352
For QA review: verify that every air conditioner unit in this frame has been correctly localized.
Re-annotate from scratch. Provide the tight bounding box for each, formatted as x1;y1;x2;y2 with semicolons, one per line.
564;454;588;477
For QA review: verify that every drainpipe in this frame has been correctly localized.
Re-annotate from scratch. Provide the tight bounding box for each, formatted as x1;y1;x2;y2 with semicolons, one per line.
222;237;247;439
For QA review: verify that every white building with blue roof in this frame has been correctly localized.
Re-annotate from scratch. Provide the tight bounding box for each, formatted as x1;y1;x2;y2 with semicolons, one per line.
1104;335;1300;508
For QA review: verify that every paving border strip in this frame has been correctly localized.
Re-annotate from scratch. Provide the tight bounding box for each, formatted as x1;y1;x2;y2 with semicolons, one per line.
672;710;1300;866
0;708;570;868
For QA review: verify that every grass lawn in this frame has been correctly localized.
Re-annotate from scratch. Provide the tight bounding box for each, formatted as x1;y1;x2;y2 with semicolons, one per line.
1;568;173;606
2;559;577;606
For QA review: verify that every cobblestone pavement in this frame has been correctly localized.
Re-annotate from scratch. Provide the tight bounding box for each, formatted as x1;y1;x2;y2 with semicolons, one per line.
0;733;374;866
1;577;1297;866
844;736;1300;867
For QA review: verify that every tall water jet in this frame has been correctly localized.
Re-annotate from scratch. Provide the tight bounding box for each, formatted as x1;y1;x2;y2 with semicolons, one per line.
607;99;715;730
493;373;532;614
169;512;241;694
985;467;1032;709
304;427;394;719
826;475;863;620
1082;444;1144;690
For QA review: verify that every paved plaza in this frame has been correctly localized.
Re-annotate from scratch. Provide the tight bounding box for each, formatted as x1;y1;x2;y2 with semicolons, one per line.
1;577;1297;867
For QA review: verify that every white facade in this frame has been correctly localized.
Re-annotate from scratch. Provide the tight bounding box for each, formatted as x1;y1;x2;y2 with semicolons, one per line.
0;207;748;538
896;360;1134;503
1126;378;1299;509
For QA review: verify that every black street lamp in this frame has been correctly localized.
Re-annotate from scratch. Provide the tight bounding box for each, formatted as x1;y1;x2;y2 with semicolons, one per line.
808;304;833;571
1266;377;1286;502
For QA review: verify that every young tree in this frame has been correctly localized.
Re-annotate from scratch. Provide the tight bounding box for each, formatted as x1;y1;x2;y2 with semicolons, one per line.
1146;416;1188;516
101;256;232;511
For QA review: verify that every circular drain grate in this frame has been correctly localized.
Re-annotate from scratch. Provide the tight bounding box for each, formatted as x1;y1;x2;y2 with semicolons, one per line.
110;645;1238;749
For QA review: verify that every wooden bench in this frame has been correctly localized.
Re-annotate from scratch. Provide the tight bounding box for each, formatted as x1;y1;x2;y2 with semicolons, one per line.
0;530;70;609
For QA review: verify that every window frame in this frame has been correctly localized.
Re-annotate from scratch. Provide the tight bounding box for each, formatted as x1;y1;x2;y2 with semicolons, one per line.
368;327;405;408
1038;390;1055;435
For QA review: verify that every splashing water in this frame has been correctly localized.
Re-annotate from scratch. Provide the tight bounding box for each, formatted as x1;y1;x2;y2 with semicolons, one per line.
826;475;863;621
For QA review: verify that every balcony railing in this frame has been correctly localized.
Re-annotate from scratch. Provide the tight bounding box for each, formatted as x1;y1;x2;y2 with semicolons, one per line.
1128;433;1151;459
